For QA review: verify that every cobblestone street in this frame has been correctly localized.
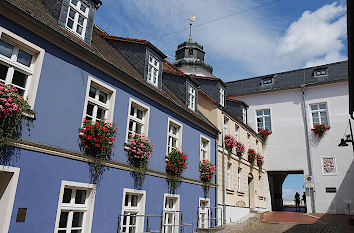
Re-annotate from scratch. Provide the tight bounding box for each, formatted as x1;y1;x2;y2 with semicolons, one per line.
209;212;354;233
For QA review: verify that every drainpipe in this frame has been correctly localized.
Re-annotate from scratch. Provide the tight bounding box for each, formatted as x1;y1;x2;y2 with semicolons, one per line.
300;83;315;213
221;127;226;225
215;131;220;226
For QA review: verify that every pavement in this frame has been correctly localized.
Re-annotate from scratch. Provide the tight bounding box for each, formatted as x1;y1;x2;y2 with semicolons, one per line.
211;212;354;233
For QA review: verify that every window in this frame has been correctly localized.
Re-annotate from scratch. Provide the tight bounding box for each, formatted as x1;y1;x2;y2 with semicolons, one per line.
226;162;232;190
0;26;45;108
321;157;337;175
224;116;229;134
235;124;239;141
187;84;196;111
247;134;251;148
242;108;247;124
54;181;95;233
237;167;242;192
314;69;327;77
167;119;182;154
120;189;146;233
259;176;263;197
163;194;180;233
200;136;210;161
256;140;259;153
310;103;329;127
126;98;150;142
82;77;116;123
198;198;210;229
219;87;225;107
66;0;89;38
256;109;271;132
147;55;159;87
261;77;273;85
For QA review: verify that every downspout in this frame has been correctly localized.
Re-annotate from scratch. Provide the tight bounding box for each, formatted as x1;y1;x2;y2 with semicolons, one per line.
300;83;315;213
221;126;226;224
214;131;220;226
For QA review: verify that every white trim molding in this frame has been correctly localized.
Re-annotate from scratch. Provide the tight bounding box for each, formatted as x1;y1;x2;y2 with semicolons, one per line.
54;180;96;233
0;25;45;109
82;76;116;124
0;165;20;233
125;97;150;143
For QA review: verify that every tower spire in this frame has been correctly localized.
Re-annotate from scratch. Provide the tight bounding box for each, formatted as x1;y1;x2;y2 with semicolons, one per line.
188;16;196;42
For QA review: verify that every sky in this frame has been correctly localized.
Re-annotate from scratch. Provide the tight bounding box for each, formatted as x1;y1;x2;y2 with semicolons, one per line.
94;0;348;82
282;174;305;200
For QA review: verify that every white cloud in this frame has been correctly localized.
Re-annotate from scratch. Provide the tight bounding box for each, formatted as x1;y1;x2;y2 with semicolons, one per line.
96;1;347;80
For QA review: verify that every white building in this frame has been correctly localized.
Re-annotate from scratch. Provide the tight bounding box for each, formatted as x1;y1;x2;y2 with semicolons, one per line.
226;61;354;214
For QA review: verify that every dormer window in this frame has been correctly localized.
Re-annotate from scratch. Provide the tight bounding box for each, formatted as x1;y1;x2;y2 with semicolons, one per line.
187;84;196;111
219;87;225;107
66;0;89;39
314;68;327;77
261;77;273;85
147;55;159;87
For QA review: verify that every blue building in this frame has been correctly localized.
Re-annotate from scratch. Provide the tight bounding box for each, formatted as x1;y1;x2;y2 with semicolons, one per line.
0;0;219;232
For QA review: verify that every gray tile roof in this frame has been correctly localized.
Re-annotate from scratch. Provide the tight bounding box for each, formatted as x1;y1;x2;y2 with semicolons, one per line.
226;60;348;97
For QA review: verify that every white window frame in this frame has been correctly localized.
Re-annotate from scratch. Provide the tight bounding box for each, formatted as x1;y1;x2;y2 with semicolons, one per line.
125;98;150;142
226;162;233;190
147;55;159;87
255;108;271;132
242;108;247;124
162;193;180;233
237;167;242;192
200;135;210;161
235;124;239;141
320;156;337;176
247;134;251;148
82;76;116;124
314;69;327;77
223;116;229;135
54;181;96;233
187;84;196;111
0;26;45;109
120;188;146;233
166;118;183;154
219;87;225;107
65;0;89;39
198;198;210;229
0;166;20;233
309;102;330;128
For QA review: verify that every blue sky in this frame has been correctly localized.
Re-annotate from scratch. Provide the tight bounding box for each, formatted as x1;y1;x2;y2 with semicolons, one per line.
95;0;347;82
282;174;305;200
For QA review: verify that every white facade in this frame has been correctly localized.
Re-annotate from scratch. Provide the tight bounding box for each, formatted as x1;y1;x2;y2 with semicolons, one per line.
230;81;354;214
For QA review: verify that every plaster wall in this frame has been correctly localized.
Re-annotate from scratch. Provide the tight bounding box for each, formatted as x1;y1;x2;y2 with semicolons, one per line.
233;81;354;214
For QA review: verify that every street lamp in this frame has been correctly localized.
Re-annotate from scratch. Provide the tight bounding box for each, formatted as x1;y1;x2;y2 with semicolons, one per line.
338;119;354;152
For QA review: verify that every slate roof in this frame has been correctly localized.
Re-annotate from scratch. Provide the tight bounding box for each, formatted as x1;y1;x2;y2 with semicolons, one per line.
2;0;218;133
226;60;348;97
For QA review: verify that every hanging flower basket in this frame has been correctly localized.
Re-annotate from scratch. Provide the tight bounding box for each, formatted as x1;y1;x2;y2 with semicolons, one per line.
79;119;118;184
248;149;257;166
256;153;264;170
224;135;236;159
0;83;33;164
258;129;271;142
312;123;328;137
199;159;216;184
125;133;154;169
165;148;188;177
235;141;245;158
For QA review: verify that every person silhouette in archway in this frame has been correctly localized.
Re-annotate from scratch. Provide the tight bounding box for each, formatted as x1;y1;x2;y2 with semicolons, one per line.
295;192;300;212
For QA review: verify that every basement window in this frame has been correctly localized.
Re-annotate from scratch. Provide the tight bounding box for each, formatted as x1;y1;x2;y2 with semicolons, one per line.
261;77;273;85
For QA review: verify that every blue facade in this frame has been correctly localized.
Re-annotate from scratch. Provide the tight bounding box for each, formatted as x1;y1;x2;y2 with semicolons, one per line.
0;10;217;233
